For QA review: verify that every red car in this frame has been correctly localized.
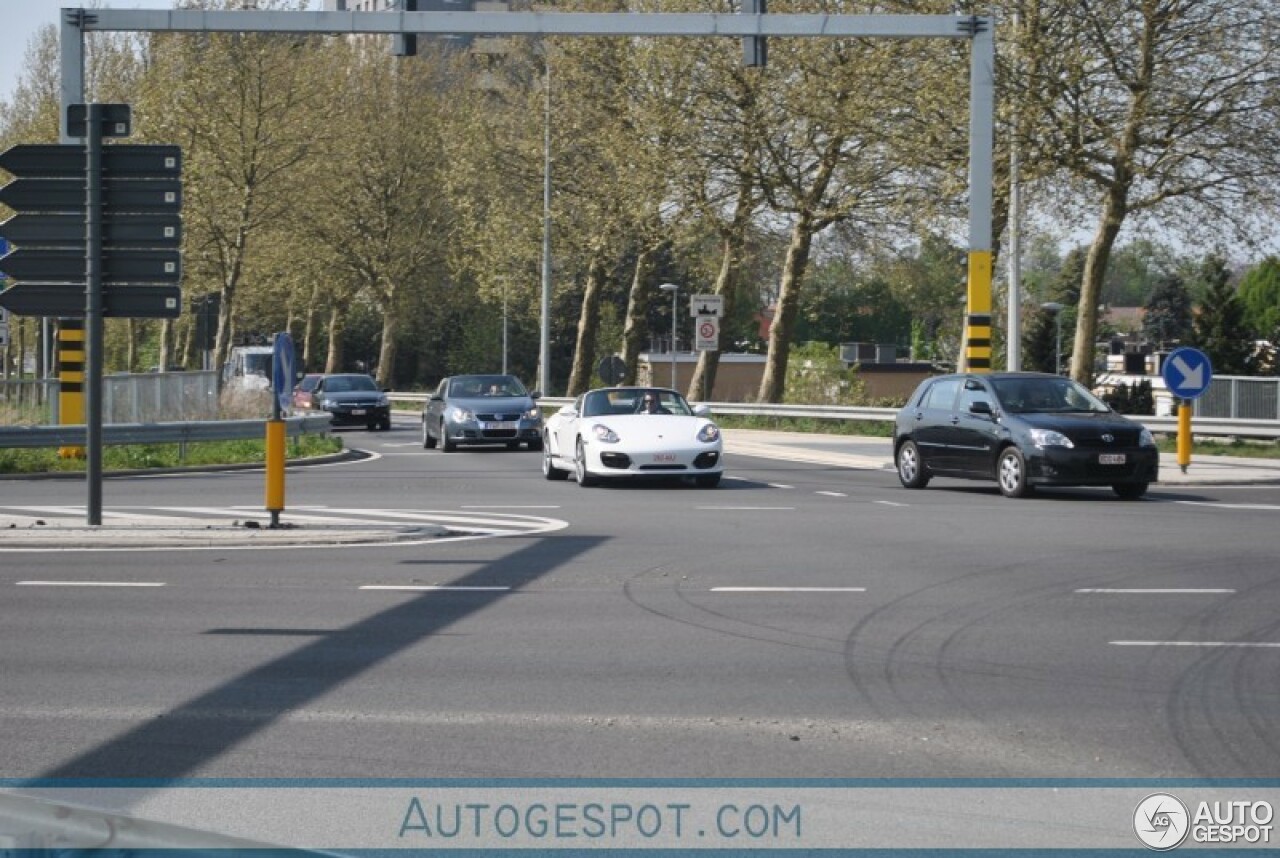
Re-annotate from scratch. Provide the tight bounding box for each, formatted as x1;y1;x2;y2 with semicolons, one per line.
292;373;323;411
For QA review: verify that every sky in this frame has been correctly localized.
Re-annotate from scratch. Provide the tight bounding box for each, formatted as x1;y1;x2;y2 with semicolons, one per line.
1;1;177;106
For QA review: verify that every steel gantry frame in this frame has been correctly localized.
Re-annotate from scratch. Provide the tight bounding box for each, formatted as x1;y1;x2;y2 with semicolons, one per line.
60;7;997;378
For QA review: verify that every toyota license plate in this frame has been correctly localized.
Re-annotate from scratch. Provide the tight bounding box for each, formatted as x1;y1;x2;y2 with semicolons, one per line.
485;421;516;430
1099;453;1126;465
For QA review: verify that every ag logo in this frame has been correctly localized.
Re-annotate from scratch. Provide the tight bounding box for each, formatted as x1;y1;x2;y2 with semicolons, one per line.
1135;793;1190;850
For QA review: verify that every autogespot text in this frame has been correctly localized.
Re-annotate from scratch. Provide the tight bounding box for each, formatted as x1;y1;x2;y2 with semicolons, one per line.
399;796;803;844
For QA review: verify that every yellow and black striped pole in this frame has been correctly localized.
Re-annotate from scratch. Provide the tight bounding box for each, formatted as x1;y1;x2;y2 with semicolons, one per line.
964;250;994;373
57;319;86;458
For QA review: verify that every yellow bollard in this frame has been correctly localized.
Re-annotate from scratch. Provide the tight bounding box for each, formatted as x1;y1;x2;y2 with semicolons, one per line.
265;418;286;527
1176;400;1192;474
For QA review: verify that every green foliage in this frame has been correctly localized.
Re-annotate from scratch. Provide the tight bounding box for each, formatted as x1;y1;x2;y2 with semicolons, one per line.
1101;379;1153;416
1142;273;1194;348
0;435;342;476
1191;253;1254;375
782;342;867;405
1238;257;1280;341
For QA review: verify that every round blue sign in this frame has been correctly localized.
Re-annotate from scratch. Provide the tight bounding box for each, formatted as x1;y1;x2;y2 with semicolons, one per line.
1161;346;1213;401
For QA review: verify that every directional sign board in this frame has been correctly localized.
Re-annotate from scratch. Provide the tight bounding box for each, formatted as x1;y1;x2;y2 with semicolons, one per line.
0;140;183;317
0;178;181;213
1161;346;1213;400
0;213;181;247
0;283;181;319
0;143;181;178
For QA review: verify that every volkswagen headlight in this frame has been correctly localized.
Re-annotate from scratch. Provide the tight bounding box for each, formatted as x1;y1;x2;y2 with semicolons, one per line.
591;424;620;444
376;395;389;407
321;398;336;410
1030;427;1074;449
449;406;475;422
697;423;721;443
1139;427;1156;447
524;406;540;420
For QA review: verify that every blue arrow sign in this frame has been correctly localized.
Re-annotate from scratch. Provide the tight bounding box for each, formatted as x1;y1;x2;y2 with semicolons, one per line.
272;332;296;416
1161;346;1213;400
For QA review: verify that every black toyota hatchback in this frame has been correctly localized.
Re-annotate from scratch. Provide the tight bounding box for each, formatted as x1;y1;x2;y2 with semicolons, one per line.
893;372;1159;499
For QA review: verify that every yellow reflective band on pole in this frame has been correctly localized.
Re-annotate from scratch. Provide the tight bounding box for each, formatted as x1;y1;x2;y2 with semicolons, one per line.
265;418;286;522
58;321;86;459
965;250;993;372
1177;401;1192;473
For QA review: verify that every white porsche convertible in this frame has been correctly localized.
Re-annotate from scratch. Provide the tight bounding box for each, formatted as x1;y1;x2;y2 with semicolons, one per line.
541;387;724;487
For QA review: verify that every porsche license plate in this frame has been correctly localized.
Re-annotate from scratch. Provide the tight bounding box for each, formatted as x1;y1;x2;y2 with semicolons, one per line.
1099;453;1126;465
652;453;677;463
485;421;516;430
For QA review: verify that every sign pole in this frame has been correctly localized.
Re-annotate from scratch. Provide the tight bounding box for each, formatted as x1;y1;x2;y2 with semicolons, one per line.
85;103;104;526
1177;399;1192;474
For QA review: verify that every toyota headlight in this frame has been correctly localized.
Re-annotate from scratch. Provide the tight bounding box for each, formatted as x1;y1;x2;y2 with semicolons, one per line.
321;398;336;410
697;423;721;443
591;424;620;444
376;395;389;407
1030;427;1074;449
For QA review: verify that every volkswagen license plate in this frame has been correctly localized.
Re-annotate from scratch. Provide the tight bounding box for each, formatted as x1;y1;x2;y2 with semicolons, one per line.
1099;453;1126;465
485;421;516;430
351;408;366;416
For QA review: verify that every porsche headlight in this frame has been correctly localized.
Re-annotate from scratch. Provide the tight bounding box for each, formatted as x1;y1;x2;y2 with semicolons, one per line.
1139;427;1156;447
697;423;721;443
591;423;620;444
1030;427;1074;449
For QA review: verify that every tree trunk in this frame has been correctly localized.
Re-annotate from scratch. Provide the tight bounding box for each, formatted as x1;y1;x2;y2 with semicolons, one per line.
375;286;399;388
620;245;659;385
1070;187;1127;384
689;228;746;402
566;255;607;396
324;304;345;374
757;212;817;403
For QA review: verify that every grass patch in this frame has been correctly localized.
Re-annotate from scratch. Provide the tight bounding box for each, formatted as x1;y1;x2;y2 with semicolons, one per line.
0;434;344;475
1154;436;1280;459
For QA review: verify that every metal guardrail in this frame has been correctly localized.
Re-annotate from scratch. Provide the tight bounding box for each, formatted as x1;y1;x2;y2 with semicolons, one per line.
389;393;1280;440
0;414;332;449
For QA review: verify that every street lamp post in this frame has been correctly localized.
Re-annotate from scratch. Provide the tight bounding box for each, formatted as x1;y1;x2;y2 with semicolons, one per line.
659;283;679;388
1041;302;1063;374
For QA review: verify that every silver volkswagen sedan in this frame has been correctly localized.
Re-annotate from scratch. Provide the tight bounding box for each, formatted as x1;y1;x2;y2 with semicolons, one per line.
421;374;543;452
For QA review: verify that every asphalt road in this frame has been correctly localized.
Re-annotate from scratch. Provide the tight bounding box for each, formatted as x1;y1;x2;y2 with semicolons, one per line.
3;415;1279;781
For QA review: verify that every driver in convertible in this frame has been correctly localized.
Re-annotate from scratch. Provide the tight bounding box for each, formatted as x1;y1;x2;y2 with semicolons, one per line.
636;392;671;414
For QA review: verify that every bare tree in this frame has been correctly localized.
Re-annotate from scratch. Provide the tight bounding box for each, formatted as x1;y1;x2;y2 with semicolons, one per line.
1015;0;1280;382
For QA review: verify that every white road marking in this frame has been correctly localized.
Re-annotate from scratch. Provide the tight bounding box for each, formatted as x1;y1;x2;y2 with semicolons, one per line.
17;581;165;587
710;587;866;593
461;505;562;510
815;491;847;498
1176;501;1280;511
874;500;907;507
1110;641;1280;648
360;585;511;592
767;483;794;489
695;506;795;511
1076;588;1236;594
